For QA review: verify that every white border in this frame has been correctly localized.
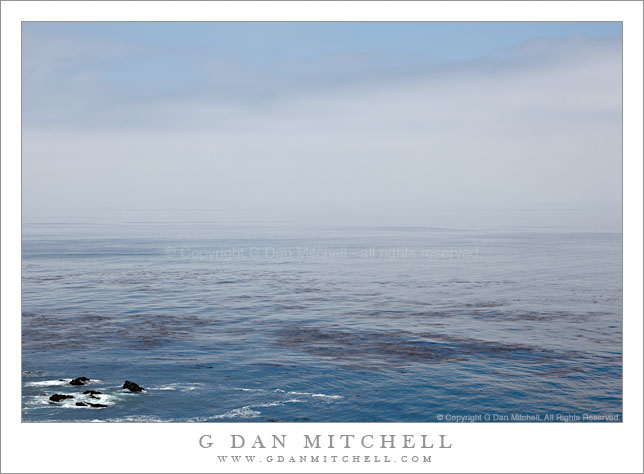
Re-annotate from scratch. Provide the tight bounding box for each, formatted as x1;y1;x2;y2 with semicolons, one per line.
2;2;642;473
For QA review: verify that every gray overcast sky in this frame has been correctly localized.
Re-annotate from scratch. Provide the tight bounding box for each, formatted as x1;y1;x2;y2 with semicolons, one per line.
22;23;622;230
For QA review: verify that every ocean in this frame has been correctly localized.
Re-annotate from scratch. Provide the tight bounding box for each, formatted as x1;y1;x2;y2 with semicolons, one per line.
21;219;622;422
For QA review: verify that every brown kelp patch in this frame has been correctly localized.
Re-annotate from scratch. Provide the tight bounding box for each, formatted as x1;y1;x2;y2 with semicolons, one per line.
276;326;552;369
21;311;220;351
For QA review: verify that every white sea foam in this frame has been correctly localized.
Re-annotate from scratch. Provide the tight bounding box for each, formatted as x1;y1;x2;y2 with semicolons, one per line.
25;395;54;407
25;379;103;387
311;393;343;399
30;390;122;409
236;387;268;393
237;387;342;400
150;383;204;392
211;406;261;419
287;391;343;399
90;415;166;422
253;401;283;408
253;398;303;408
25;380;71;387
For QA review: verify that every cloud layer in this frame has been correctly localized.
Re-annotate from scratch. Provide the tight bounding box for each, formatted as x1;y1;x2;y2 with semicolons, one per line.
22;32;621;230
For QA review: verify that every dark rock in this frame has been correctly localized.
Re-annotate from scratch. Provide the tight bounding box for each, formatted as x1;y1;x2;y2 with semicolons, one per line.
49;394;74;402
76;402;88;407
122;380;144;392
89;403;108;408
83;390;102;395
70;377;90;386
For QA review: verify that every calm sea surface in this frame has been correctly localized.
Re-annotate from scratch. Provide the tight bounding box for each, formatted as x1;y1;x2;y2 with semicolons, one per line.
22;220;622;422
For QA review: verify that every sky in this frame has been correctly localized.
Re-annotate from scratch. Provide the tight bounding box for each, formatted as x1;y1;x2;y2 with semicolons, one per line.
22;22;622;230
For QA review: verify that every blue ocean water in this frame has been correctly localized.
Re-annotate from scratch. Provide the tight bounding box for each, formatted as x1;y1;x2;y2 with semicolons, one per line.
21;219;622;422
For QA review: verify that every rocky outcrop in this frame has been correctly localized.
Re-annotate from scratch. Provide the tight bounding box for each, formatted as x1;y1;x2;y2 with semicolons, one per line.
122;380;144;392
69;377;90;386
75;401;107;408
49;394;74;402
